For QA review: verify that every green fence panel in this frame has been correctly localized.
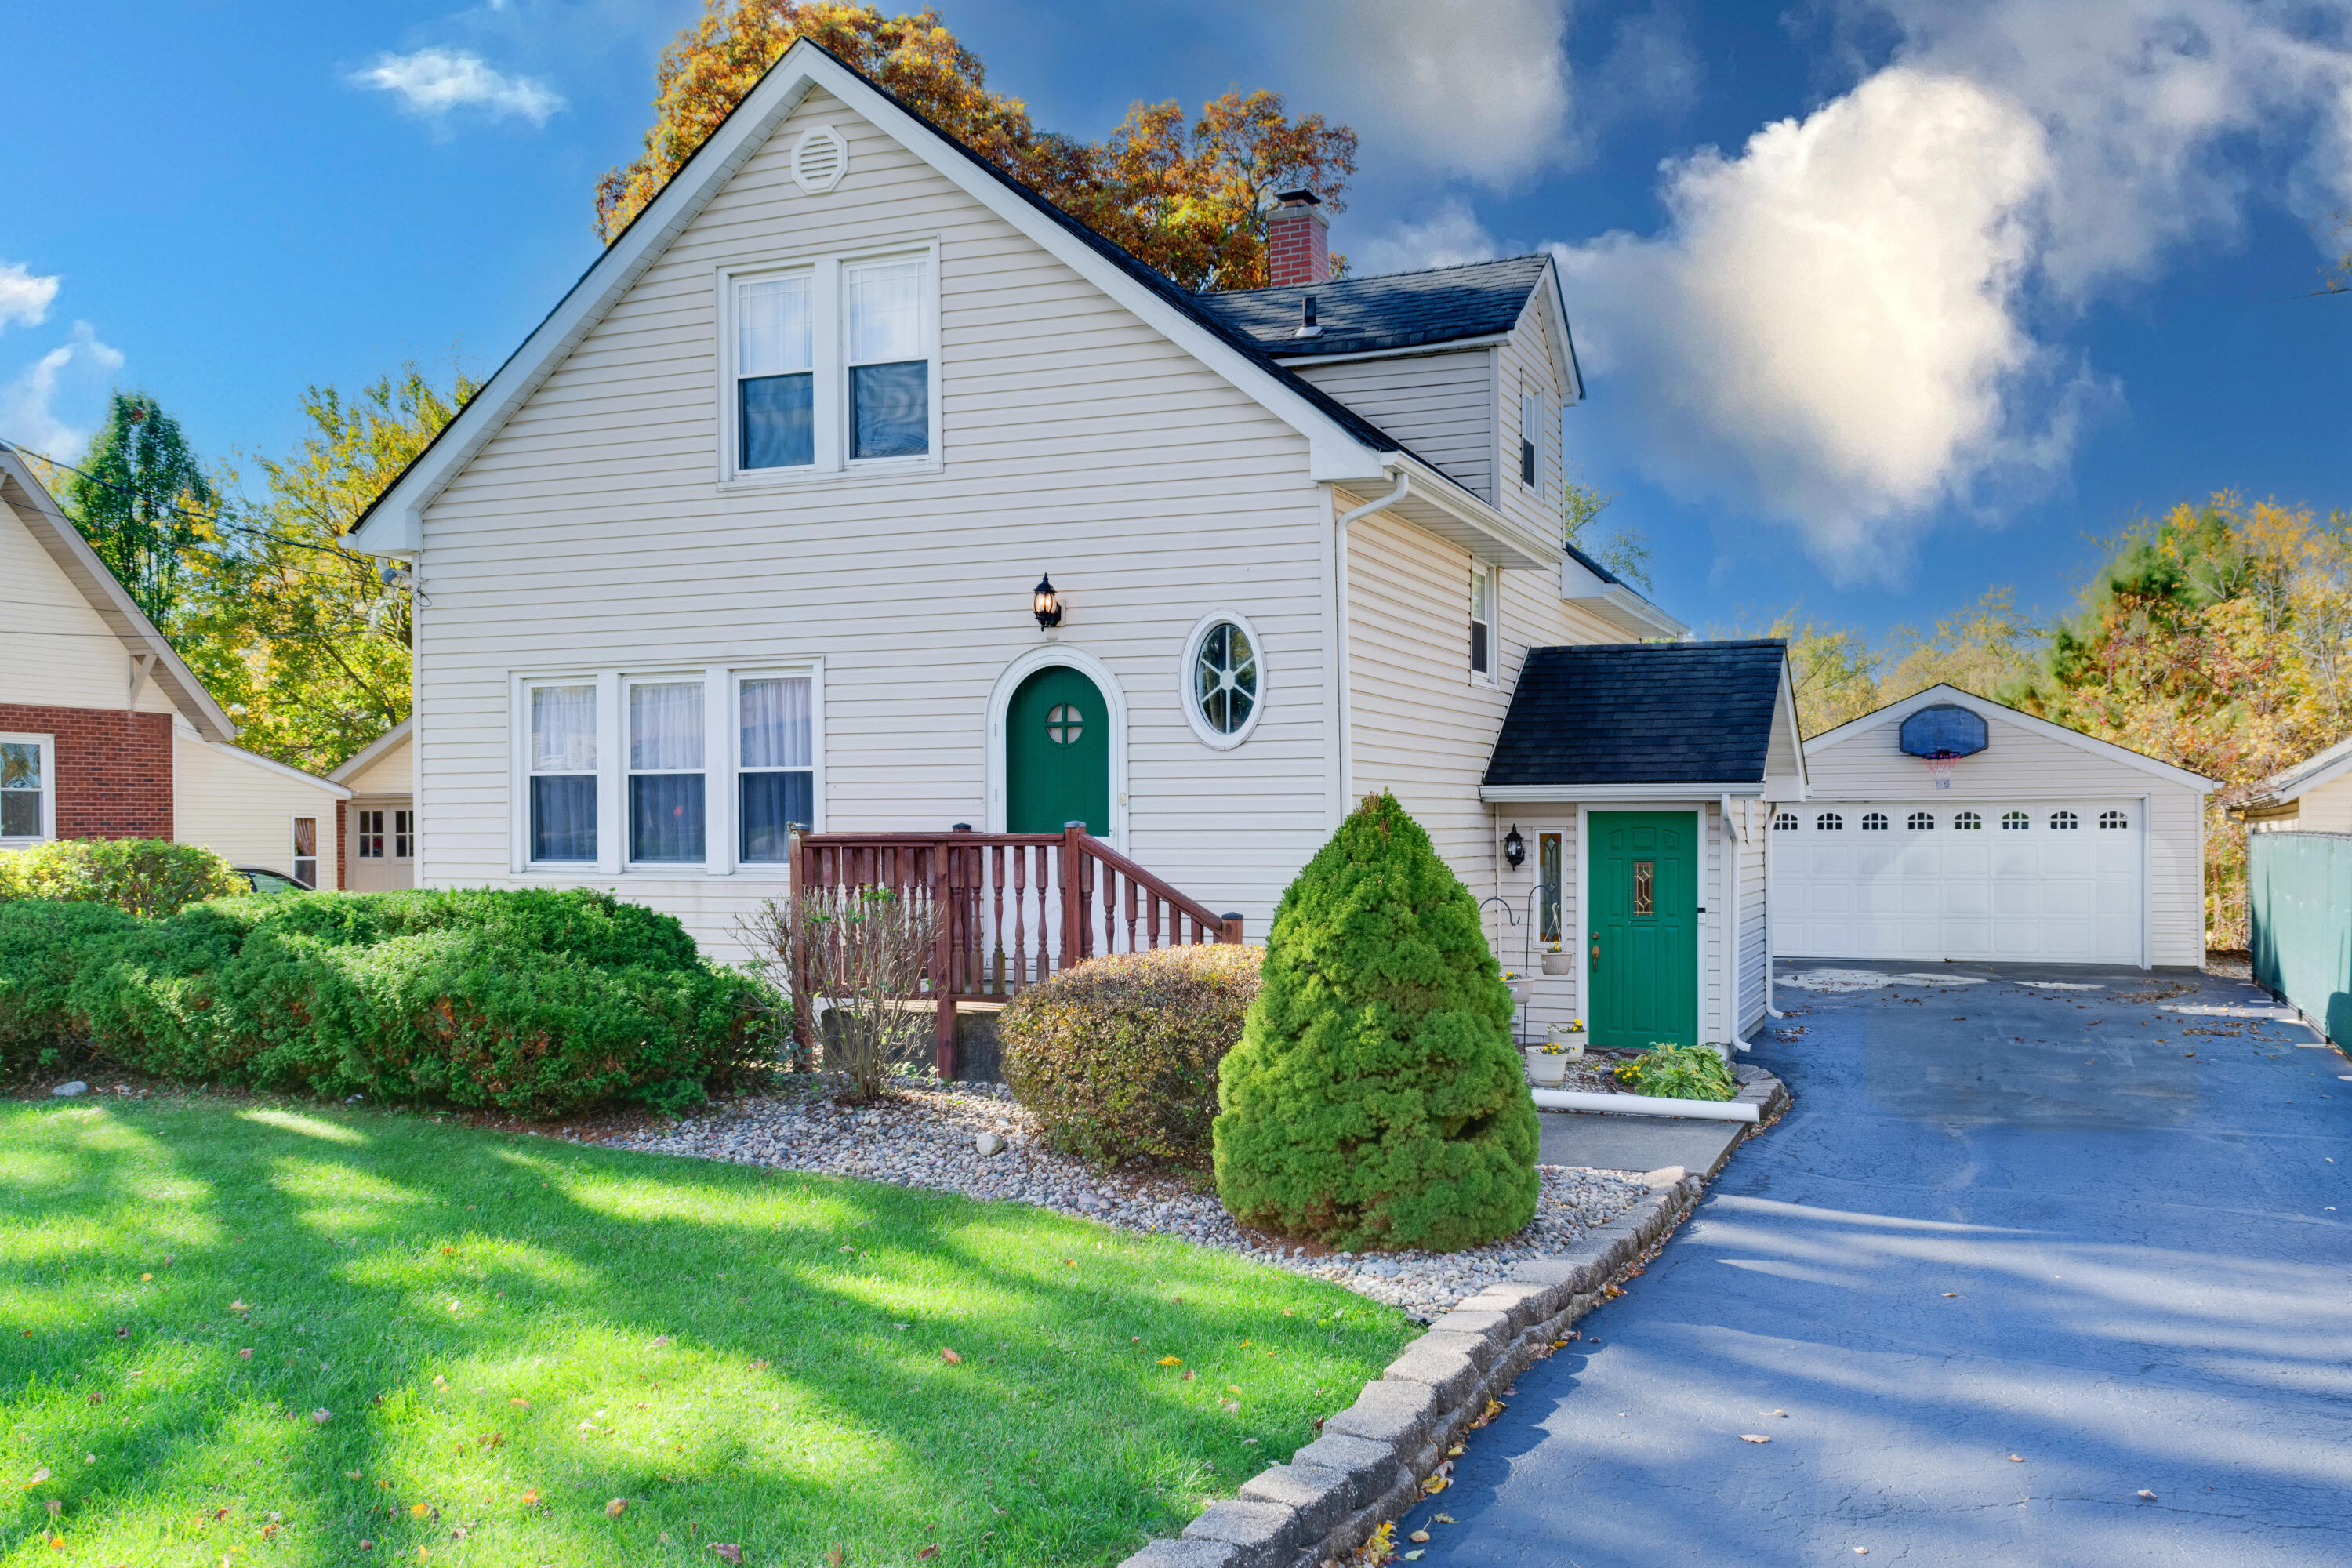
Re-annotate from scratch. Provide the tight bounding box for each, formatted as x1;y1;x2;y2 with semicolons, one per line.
2248;830;2352;1044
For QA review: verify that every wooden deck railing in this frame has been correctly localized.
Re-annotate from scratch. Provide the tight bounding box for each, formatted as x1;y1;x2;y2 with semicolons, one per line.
787;823;1243;1076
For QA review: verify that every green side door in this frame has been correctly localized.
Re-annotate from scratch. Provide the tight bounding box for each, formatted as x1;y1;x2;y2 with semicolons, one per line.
1006;666;1110;833
1588;810;1699;1051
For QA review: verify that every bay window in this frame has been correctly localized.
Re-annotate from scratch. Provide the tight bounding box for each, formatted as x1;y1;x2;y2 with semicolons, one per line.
628;680;706;864
528;682;597;862
738;674;815;862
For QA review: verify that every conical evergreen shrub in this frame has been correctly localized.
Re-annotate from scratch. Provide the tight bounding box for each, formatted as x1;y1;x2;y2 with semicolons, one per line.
1212;791;1539;1251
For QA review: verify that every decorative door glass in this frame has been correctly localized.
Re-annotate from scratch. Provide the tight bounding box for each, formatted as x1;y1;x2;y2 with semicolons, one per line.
1633;860;1653;917
1537;832;1563;942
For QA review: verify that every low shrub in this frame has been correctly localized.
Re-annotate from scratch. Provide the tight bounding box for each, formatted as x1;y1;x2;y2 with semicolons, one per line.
1610;1043;1736;1102
1001;943;1263;1167
0;838;244;917
0;887;767;1116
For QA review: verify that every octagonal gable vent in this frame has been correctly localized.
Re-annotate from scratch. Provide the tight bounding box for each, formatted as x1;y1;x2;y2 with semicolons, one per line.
792;125;848;194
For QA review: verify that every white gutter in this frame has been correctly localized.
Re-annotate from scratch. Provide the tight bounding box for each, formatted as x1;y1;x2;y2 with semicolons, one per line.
1333;472;1411;813
1531;1088;1759;1123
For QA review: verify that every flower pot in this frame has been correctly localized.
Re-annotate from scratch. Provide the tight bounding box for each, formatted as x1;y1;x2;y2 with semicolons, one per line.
1524;1047;1567;1087
1508;980;1534;1007
1545;1024;1585;1060
1541;950;1572;976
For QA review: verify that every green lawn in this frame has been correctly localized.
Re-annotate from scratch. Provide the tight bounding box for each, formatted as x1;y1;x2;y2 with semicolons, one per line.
0;1094;1417;1566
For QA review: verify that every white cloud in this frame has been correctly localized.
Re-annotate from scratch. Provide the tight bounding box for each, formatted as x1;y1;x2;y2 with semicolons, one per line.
1554;1;2352;580
1352;200;1501;277
0;262;59;332
1285;0;1574;185
0;322;125;457
350;47;564;125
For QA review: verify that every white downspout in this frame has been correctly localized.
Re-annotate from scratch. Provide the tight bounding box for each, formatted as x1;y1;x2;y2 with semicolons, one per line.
1722;793;1740;1049
1334;472;1410;813
1764;795;1783;1018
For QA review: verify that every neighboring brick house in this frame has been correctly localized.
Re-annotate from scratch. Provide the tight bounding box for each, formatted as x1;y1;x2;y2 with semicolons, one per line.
1;441;348;881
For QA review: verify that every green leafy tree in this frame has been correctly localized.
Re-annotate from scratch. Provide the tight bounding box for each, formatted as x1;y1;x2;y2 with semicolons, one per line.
1213;791;1537;1252
62;393;219;627
180;367;474;772
1562;474;1653;590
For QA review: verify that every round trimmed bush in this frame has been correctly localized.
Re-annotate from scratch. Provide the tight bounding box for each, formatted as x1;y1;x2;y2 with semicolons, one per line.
1000;943;1263;1167
1212;791;1538;1252
0;837;243;917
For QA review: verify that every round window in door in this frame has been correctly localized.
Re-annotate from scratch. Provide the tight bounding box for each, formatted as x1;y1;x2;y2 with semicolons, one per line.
1007;666;1110;833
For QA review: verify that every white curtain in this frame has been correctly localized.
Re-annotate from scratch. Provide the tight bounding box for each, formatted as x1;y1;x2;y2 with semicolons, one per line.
630;682;705;771
739;677;812;768
530;684;597;772
739;274;813;376
848;260;924;363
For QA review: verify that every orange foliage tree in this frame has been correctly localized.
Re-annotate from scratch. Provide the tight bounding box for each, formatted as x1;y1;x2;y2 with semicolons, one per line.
595;2;1356;292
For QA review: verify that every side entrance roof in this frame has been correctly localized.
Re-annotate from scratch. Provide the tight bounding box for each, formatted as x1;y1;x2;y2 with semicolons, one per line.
1482;640;1802;797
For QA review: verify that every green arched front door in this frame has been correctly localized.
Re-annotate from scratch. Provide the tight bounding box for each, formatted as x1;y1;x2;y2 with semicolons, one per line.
1006;666;1109;833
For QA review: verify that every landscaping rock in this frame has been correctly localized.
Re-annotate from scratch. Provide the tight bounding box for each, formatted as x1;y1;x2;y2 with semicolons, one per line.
974;1132;1004;1156
51;1082;87;1098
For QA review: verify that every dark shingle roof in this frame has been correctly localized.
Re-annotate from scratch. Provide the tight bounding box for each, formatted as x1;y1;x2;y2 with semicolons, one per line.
1484;641;1788;787
1192;256;1554;358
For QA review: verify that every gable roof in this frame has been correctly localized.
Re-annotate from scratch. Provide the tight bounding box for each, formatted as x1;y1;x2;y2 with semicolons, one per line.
1483;641;1793;792
0;441;235;743
2242;732;2352;808
328;717;412;786
1804;683;2216;793
348;38;1563;572
1195;255;1555;357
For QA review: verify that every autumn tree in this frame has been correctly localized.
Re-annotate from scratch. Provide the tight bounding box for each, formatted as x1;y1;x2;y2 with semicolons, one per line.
180;367;475;773
63;393;220;628
597;1;1356;291
1876;588;2044;707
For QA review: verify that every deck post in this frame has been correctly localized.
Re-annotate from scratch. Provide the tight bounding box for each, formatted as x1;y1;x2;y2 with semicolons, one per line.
786;826;815;1067
1218;911;1245;946
931;846;956;1080
1060;822;1087;973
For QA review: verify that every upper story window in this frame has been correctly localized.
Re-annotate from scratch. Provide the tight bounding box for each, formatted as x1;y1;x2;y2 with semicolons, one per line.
528;682;599;863
1469;564;1495;680
1520;386;1542;490
0;735;53;844
724;250;936;481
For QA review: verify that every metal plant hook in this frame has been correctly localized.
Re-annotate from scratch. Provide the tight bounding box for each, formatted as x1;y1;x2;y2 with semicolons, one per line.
1479;894;1534;1044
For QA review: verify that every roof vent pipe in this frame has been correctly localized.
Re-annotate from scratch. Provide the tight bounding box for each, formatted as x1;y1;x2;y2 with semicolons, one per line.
1293;294;1323;339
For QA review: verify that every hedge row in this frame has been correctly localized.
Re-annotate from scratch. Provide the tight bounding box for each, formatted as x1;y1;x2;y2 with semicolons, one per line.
0;887;768;1117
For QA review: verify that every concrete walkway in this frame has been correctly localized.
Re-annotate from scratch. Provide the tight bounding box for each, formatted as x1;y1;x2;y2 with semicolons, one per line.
1399;961;2352;1566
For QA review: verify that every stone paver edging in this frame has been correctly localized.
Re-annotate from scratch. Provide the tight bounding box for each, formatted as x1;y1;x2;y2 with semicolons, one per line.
1123;1174;1710;1568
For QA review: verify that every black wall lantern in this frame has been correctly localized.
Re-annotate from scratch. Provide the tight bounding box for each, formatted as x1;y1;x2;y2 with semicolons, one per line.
1503;824;1525;868
1032;573;1063;630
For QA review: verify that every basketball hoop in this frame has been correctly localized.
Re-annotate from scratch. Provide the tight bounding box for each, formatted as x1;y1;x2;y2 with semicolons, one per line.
1923;753;1959;790
1901;703;1987;789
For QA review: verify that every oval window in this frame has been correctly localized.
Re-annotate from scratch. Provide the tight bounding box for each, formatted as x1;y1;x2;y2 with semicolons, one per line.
1189;618;1260;742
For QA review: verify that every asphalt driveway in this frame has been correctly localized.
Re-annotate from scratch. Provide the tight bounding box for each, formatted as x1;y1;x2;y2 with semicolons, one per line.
1399;960;2352;1566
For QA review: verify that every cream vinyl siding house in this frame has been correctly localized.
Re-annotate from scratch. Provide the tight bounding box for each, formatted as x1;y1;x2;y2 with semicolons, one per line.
349;41;1798;1054
2235;735;2352;833
332;720;416;891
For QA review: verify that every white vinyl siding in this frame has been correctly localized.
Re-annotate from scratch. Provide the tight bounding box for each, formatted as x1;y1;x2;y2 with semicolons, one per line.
1294;348;1495;501
0;494;180;716
1798;711;2205;966
1491;295;1567;541
411;87;1336;953
172;732;343;880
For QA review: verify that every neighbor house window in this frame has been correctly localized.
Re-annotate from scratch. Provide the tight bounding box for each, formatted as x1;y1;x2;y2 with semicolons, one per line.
628;680;706;864
528;682;598;862
1537;832;1563;943
357;810;385;858
736;272;815;470
1520;386;1542;489
292;818;318;888
848;259;929;459
394;810;415;858
739;674;815;862
1;735;54;843
1469;564;1494;678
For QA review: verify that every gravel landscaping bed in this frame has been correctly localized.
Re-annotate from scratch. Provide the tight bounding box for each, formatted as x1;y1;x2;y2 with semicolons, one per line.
599;1076;1650;1321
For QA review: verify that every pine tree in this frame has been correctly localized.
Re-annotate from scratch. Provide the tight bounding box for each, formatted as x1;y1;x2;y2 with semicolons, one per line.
64;392;217;627
1213;791;1538;1252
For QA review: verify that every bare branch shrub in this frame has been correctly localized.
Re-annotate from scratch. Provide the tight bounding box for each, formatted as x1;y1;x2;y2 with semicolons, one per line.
738;884;941;1102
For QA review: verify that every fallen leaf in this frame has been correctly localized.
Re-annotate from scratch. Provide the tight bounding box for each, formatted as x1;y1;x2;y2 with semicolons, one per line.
521;1491;540;1507
1226;1385;1243;1396
1410;1530;1431;1543
710;1548;742;1564
313;1409;334;1425
27;1467;49;1485
826;1548;845;1567
1943;1293;1958;1298
1159;1356;1181;1366
1434;1515;1455;1523
347;1471;363;1481
230;1300;249;1313
510;1398;530;1407
1403;1553;1424;1562
2138;1489;2158;1501
1740;1435;1772;1443
140;1272;152;1282
940;1348;962;1365
238;1349;252;1360
45;1500;60;1517
2009;1455;2024;1463
410;1504;431;1519
917;1548;940;1560
606;1498;628;1519
1181;1371;1195;1381
360;1540;374;1552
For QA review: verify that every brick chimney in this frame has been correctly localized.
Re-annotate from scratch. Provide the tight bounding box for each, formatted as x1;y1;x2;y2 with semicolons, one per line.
1266;188;1329;289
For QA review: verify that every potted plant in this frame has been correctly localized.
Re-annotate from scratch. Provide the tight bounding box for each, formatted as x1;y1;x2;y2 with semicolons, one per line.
1545;1018;1586;1059
1523;1041;1569;1086
1501;969;1533;1007
1541;943;1572;976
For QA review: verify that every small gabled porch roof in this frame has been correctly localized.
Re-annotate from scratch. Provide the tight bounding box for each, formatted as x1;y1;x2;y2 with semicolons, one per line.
1479;640;1806;801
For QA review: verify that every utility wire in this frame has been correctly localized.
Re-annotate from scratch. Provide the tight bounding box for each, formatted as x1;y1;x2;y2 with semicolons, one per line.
9;441;387;564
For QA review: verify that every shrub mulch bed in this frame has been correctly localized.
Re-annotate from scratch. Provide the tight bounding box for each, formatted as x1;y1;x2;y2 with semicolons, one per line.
598;1075;1651;1322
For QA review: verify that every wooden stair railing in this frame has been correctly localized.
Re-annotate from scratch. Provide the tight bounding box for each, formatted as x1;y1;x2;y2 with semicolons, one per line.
787;823;1243;1077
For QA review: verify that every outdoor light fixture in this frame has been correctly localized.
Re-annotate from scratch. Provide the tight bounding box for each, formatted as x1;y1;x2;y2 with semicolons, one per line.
1503;825;1525;868
1032;573;1062;630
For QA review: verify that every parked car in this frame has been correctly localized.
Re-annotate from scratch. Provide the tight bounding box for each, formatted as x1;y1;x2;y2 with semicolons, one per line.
234;867;304;895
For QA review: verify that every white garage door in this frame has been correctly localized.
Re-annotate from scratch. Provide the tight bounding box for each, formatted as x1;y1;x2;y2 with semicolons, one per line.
1771;800;2144;964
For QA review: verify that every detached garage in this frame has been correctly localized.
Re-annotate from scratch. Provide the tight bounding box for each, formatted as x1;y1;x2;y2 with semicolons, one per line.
1773;685;2213;969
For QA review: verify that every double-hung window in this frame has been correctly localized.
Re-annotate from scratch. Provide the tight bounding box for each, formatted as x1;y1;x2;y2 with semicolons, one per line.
628;680;706;864
394;810;415;858
528;682;598;862
1520;386;1542;490
1469;564;1495;679
737;273;815;470
292;818;318;888
738;674;815;862
0;735;53;843
357;810;385;858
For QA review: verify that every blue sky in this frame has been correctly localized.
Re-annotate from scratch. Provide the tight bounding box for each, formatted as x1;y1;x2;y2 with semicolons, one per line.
5;1;2350;643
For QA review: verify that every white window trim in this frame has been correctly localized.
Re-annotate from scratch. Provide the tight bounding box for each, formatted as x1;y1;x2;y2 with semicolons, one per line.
1519;381;1543;495
730;663;827;871
291;814;320;889
0;731;58;846
1469;562;1498;687
713;241;942;490
1178;609;1268;751
510;665;823;878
